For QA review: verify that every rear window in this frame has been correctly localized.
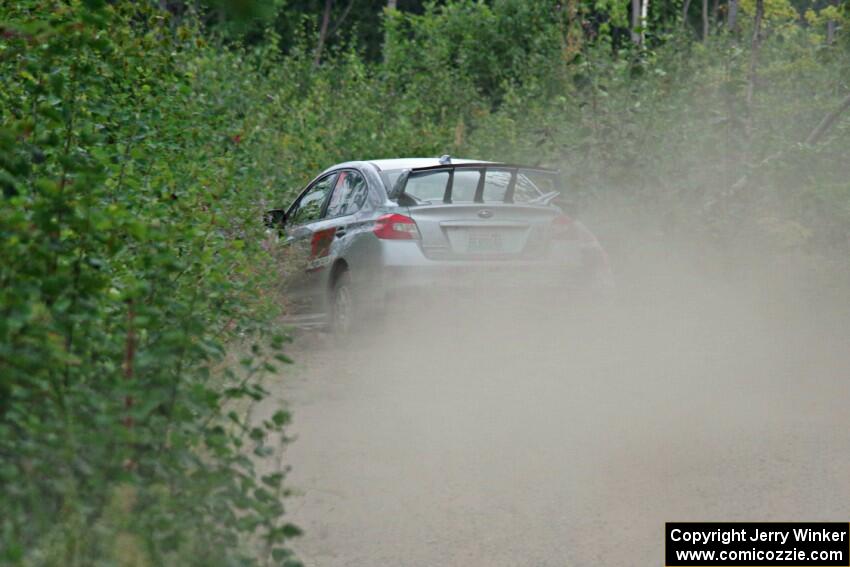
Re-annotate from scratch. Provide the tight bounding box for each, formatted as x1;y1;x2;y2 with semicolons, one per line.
519;171;557;199
404;171;449;202
386;167;556;204
451;170;479;202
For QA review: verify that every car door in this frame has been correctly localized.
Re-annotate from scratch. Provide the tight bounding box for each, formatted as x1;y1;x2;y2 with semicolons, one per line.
301;169;373;312
283;172;338;314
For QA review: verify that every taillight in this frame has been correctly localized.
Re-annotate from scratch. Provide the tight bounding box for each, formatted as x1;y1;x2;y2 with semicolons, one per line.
373;213;420;240
551;214;578;240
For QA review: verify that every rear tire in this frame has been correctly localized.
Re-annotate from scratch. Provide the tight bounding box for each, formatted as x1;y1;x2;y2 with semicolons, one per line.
330;270;355;339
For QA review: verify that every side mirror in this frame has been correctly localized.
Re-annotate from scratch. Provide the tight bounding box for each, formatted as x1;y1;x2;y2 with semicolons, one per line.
263;208;287;230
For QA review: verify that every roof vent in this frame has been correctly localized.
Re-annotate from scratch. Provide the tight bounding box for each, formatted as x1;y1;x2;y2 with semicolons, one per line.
438;154;452;165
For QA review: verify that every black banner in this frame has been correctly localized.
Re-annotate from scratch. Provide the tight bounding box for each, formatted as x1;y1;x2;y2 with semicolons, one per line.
666;523;850;566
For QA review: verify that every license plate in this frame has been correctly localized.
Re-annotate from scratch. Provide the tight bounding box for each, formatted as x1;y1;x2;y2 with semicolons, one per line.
467;230;503;253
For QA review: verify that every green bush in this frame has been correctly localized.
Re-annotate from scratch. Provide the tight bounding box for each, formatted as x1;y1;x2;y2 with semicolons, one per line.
0;3;299;565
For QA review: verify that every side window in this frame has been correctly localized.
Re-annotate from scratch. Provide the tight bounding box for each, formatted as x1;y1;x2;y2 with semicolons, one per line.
288;174;337;226
325;171;369;218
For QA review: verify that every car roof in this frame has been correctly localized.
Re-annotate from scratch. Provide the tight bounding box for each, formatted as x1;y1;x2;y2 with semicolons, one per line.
320;157;556;178
367;157;492;171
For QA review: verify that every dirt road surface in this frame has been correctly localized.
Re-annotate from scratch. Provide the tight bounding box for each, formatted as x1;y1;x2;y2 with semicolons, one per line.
271;256;850;566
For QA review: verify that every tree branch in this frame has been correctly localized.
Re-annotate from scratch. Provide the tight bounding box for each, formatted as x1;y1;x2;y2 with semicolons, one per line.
805;92;850;145
328;0;356;39
724;91;850;195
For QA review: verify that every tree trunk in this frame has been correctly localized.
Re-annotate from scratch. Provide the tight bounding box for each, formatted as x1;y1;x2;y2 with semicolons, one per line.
702;0;709;39
640;0;650;43
631;0;642;44
682;0;693;29
727;0;739;31
387;0;397;8
745;0;764;137
314;0;333;67
746;0;764;106
826;19;836;44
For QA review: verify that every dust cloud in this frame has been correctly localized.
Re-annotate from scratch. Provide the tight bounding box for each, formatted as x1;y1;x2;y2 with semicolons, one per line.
270;218;850;566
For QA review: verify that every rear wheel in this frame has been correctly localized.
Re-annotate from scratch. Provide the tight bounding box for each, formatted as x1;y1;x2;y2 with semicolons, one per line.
330;270;354;338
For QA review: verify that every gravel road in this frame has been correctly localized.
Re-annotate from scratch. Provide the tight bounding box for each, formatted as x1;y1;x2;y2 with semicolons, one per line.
272;257;850;566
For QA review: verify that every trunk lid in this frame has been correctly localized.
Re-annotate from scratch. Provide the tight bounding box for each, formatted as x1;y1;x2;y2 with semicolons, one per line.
392;162;562;261
407;203;558;260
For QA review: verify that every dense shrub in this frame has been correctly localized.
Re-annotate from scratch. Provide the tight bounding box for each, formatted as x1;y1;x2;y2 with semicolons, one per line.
0;3;300;565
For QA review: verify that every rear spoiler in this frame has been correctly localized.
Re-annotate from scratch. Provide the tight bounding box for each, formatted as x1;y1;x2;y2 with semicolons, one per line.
388;162;560;204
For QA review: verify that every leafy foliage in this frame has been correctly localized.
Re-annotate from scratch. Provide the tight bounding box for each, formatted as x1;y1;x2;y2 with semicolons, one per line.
0;3;299;566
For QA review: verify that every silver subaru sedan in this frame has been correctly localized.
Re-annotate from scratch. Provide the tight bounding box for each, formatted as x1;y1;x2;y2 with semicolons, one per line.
265;156;612;334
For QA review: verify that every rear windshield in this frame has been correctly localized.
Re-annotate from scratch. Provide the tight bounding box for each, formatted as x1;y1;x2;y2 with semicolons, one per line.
384;167;557;204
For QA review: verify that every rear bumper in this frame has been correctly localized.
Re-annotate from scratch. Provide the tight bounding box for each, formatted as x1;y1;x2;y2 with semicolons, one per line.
374;239;608;295
381;264;591;293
